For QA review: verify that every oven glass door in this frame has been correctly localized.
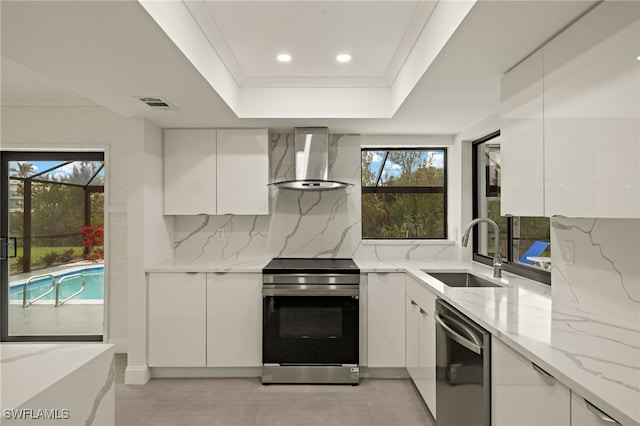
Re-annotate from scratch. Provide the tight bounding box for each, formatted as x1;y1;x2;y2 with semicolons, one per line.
263;295;359;365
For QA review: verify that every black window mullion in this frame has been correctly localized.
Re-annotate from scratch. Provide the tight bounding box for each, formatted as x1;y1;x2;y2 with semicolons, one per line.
362;186;444;194
506;216;514;262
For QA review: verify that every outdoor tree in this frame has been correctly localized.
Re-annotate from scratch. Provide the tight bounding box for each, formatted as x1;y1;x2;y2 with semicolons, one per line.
362;150;445;239
9;161;105;272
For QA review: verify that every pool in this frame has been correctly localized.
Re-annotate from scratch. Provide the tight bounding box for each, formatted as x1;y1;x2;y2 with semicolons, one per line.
9;266;104;303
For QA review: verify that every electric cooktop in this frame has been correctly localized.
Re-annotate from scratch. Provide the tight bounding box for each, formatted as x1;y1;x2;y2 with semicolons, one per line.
262;257;360;275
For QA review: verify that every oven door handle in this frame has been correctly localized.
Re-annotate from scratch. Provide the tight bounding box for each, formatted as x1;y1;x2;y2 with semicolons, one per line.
262;288;359;297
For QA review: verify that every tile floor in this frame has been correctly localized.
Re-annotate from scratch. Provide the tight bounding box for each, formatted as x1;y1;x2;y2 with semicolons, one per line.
115;355;435;426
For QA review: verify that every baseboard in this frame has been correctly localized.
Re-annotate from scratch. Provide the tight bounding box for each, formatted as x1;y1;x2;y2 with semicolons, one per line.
124;365;150;384
150;367;262;378
360;367;409;379
146;366;408;380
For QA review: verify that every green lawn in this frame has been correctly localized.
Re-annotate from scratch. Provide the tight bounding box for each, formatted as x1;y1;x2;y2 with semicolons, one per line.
11;246;85;274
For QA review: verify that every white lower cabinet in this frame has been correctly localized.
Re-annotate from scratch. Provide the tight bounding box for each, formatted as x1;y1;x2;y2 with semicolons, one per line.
206;273;262;367
405;274;437;418
492;337;570;425
367;273;405;367
148;272;261;369
148;273;207;367
571;392;622;426
418;306;436;416
405;296;420;378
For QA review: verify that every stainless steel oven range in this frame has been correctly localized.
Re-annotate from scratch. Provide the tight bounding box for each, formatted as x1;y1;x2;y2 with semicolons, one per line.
262;257;360;385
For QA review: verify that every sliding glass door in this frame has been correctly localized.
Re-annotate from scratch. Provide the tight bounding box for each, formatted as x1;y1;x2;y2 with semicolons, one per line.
1;151;105;341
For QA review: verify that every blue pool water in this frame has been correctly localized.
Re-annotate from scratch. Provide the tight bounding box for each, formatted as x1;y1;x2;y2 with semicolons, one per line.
10;266;104;302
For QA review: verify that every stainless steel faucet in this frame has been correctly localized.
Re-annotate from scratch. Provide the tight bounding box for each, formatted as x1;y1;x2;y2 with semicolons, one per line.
462;218;502;278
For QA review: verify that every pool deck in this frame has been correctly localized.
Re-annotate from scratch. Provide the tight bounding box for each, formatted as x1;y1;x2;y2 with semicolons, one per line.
8;303;103;336
7;261;104;336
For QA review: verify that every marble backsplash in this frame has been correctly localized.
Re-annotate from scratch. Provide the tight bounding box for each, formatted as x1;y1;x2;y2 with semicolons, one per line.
550;217;640;326
173;133;455;263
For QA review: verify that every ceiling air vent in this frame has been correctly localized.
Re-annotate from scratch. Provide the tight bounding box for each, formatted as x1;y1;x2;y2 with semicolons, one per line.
135;96;177;111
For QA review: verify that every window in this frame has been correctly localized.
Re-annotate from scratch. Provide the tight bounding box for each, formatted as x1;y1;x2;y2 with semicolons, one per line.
361;148;447;239
472;132;551;284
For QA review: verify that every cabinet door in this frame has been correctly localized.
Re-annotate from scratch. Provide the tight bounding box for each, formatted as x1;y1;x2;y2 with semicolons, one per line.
164;129;217;215
418;301;436;418
571;392;622;426
206;273;262;367
406;274;437;417
492;337;570;425
148;273;206;367
500;49;545;216
216;129;269;215
405;296;420;378
544;3;640;218
367;273;405;367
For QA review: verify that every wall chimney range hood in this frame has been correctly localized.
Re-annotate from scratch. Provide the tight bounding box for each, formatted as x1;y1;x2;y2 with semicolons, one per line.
271;127;352;190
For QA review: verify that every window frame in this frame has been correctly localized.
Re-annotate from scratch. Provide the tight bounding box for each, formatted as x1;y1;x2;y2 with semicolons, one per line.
361;147;448;241
471;132;551;285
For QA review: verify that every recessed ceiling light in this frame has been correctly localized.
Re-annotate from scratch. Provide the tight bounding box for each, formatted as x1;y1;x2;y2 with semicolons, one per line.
277;54;292;63
637;55;640;61
336;54;352;63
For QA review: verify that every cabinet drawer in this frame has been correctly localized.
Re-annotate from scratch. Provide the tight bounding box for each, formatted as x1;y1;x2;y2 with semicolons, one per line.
492;337;570;425
406;274;436;314
571;393;622;426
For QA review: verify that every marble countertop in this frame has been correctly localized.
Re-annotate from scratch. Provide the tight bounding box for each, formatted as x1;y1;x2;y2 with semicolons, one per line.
363;258;639;426
146;256;639;425
146;258;270;273
0;343;114;410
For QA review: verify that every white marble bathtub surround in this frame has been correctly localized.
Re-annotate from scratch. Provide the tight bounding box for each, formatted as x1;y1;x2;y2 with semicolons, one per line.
550;217;640;326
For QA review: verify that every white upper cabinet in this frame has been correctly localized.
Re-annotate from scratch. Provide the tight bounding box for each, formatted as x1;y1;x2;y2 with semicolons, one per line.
500;49;545;217
500;2;640;218
164;129;217;215
216;129;269;215
543;2;640;218
164;128;270;215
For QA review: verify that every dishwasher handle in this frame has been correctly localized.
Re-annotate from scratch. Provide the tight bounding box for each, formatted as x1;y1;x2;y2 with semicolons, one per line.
434;311;483;355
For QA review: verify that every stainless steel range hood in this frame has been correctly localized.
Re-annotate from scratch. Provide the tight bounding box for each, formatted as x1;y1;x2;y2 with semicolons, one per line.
271;127;352;190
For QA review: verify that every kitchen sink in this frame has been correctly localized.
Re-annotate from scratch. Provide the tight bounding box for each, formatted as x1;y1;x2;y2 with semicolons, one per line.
423;272;501;288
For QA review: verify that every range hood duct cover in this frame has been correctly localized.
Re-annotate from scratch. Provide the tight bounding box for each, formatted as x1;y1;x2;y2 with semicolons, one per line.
271;127;352;190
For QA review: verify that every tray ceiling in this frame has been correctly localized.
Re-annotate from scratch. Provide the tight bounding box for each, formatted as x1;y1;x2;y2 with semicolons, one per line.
1;0;599;133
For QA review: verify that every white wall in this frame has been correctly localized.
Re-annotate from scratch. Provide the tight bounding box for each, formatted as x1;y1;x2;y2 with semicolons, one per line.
1;106;141;351
125;118;172;384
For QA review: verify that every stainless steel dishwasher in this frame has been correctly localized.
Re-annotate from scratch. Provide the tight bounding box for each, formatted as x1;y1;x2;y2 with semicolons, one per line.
435;299;490;426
